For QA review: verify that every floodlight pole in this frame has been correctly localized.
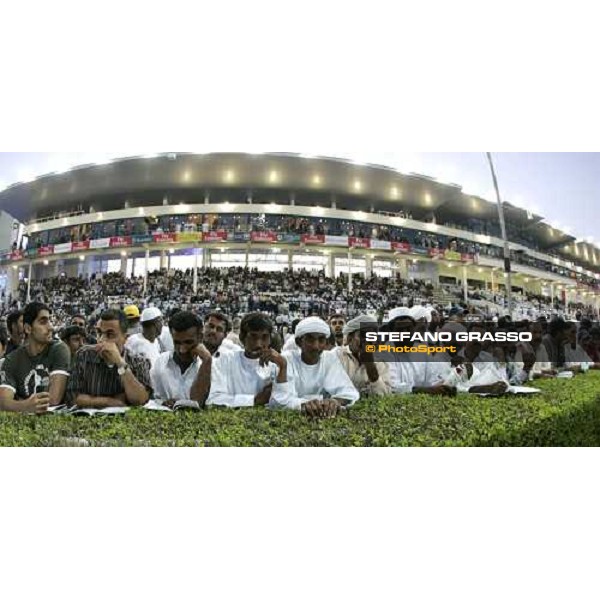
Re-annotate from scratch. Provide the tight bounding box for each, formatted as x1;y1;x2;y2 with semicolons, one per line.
486;153;513;318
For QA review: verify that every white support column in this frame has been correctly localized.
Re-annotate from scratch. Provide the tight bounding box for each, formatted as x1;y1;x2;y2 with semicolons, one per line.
6;266;19;308
160;250;168;270
120;253;128;276
245;245;250;269
143;249;150;295
491;269;496;293
327;253;335;278
193;248;199;294
26;262;33;303
348;250;353;293
365;255;373;279
288;250;293;272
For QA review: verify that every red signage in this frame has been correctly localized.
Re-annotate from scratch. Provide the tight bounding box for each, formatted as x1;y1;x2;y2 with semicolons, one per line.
461;253;474;263
152;233;177;244
203;230;229;243
429;248;444;260
349;237;371;249
72;241;90;252
302;234;325;245
11;250;23;260
39;246;55;257
392;242;411;254
251;231;278;243
110;236;132;248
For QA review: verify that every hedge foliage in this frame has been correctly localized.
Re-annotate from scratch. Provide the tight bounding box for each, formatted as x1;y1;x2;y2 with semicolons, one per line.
1;372;600;446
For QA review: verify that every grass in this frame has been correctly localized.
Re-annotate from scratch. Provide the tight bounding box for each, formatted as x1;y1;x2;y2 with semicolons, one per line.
1;372;600;446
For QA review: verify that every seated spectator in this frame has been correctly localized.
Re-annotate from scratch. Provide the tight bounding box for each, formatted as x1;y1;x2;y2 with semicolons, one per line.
207;313;289;408
0;303;71;414
279;317;359;417
124;305;142;336
542;318;570;370
125;307;163;367
582;326;600;363
68;309;151;409
329;314;346;347
150;311;213;406
203;312;241;356
335;315;392;397
5;310;24;357
0;328;7;371
385;308;455;396
564;321;600;370
60;326;87;367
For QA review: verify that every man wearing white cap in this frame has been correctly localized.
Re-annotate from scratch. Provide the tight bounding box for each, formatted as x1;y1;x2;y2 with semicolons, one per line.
277;317;359;417
125;307;163;367
334;315;392;397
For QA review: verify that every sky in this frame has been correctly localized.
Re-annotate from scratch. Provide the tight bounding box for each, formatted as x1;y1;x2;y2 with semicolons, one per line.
0;152;597;244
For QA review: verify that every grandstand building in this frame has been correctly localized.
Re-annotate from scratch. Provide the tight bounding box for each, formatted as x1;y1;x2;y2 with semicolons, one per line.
0;152;599;312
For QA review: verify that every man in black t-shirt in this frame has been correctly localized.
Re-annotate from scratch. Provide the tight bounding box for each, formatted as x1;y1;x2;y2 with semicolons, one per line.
0;303;71;414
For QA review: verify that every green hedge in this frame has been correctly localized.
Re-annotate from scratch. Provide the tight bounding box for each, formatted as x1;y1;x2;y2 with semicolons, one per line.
1;372;600;446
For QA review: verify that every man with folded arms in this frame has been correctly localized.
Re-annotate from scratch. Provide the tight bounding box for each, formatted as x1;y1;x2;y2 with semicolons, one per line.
279;316;359;418
68;309;151;409
0;302;71;414
334;315;392;397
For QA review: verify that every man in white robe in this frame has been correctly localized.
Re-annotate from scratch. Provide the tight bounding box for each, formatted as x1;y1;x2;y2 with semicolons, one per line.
207;313;290;408
279;317;359;417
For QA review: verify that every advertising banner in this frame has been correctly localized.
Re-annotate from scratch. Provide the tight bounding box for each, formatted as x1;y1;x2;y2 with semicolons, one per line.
132;234;154;245
72;241;90;252
444;250;462;262
39;245;56;256
324;235;349;247
429;248;444;260
233;232;251;243
90;238;111;250
176;232;201;244
54;243;73;254
152;233;177;244
302;234;325;245
277;233;301;244
11;250;24;260
392;242;411;254
202;230;229;242
370;240;392;251
349;237;371;249
110;237;132;248
251;231;278;243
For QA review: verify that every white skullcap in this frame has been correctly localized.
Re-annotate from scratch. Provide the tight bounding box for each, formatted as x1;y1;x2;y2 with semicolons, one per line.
343;314;378;336
388;307;414;323
141;307;163;323
295;317;332;339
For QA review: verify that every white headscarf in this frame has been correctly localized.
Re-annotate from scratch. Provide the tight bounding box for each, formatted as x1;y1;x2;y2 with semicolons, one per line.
295;317;332;339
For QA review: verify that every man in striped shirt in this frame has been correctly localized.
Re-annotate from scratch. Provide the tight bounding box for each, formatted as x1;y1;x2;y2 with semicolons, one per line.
68;309;152;409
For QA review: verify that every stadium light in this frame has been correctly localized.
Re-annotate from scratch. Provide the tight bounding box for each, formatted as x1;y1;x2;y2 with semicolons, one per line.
486;152;513;318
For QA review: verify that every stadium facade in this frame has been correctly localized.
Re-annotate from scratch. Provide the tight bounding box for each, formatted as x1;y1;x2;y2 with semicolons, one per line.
0;152;599;310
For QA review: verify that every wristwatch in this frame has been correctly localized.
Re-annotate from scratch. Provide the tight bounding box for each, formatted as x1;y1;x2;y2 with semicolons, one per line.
118;363;130;376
